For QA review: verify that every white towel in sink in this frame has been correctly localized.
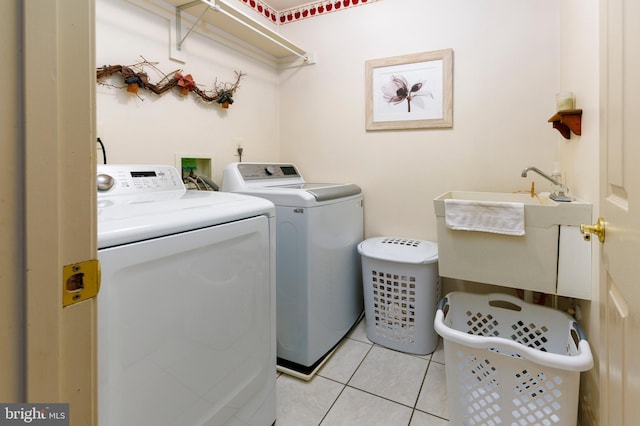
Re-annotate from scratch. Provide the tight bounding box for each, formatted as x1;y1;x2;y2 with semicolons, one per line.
444;199;525;236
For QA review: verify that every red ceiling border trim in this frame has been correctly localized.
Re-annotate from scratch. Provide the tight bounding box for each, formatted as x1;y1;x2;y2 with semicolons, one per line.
238;0;279;23
238;0;381;25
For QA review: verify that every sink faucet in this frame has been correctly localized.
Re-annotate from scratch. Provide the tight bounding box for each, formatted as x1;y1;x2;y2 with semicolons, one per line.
521;166;560;185
521;166;571;202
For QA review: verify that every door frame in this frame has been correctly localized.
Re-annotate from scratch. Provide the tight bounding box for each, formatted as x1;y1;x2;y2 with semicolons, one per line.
23;0;97;424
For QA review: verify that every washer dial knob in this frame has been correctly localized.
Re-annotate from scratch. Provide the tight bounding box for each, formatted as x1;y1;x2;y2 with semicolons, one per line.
97;174;115;192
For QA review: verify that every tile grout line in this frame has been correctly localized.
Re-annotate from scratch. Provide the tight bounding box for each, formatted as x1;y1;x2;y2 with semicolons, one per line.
407;357;433;424
316;340;375;425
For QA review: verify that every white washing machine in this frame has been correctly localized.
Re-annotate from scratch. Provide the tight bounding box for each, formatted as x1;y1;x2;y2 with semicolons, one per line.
97;164;276;426
222;162;364;379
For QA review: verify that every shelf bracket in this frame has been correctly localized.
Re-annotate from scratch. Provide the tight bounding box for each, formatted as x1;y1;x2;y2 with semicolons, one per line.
176;0;210;51
548;109;582;139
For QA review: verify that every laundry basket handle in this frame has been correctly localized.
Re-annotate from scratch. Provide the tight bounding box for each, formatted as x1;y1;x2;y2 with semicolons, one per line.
437;296;450;319
486;292;527;311
437;296;448;311
573;321;587;340
434;292;594;372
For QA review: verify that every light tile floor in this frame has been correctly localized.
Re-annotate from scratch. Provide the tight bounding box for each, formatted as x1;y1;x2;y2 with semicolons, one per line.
275;319;449;426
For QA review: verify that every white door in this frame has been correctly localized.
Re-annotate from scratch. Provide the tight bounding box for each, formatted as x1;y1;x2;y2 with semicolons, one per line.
598;0;640;423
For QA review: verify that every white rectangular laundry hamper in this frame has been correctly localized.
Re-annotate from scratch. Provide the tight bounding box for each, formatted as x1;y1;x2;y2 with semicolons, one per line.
358;237;440;355
434;292;593;426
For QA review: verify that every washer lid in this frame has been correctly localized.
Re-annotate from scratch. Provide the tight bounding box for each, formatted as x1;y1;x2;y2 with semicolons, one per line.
272;183;361;201
358;237;438;264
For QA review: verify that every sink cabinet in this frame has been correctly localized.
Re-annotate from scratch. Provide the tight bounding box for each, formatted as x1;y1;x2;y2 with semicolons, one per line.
433;191;592;298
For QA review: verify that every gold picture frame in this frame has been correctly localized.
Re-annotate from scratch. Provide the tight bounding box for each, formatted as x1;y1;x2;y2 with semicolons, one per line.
366;49;453;131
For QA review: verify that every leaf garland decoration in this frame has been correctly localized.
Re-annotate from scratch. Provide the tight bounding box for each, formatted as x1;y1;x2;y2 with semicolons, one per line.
96;58;245;109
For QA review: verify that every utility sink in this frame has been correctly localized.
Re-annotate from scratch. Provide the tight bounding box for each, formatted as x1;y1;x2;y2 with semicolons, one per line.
433;191;592;295
434;191;591;227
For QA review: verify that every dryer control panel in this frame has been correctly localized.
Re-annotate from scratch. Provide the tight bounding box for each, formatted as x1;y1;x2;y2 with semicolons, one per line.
97;165;185;195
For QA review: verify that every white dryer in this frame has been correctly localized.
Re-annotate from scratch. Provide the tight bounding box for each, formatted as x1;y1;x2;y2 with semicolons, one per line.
222;162;364;378
97;164;276;426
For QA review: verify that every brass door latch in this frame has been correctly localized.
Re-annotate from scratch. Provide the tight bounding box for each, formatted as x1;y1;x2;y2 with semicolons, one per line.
580;217;606;243
63;259;101;307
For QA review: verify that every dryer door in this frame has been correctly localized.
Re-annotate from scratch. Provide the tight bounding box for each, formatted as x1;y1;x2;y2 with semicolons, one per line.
97;216;275;426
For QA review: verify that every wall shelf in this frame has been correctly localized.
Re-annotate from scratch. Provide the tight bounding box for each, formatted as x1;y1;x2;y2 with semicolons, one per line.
169;0;310;61
127;0;312;66
548;109;582;139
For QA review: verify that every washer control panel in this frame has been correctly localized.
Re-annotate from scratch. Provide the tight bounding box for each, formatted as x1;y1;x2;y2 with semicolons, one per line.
237;163;301;181
97;165;184;195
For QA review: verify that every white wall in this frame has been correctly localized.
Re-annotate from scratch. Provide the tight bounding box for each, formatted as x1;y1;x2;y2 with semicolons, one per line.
96;0;281;184
278;0;561;241
558;1;599;204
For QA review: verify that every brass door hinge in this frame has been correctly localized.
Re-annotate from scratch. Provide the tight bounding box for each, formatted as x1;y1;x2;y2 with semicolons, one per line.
63;259;101;307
